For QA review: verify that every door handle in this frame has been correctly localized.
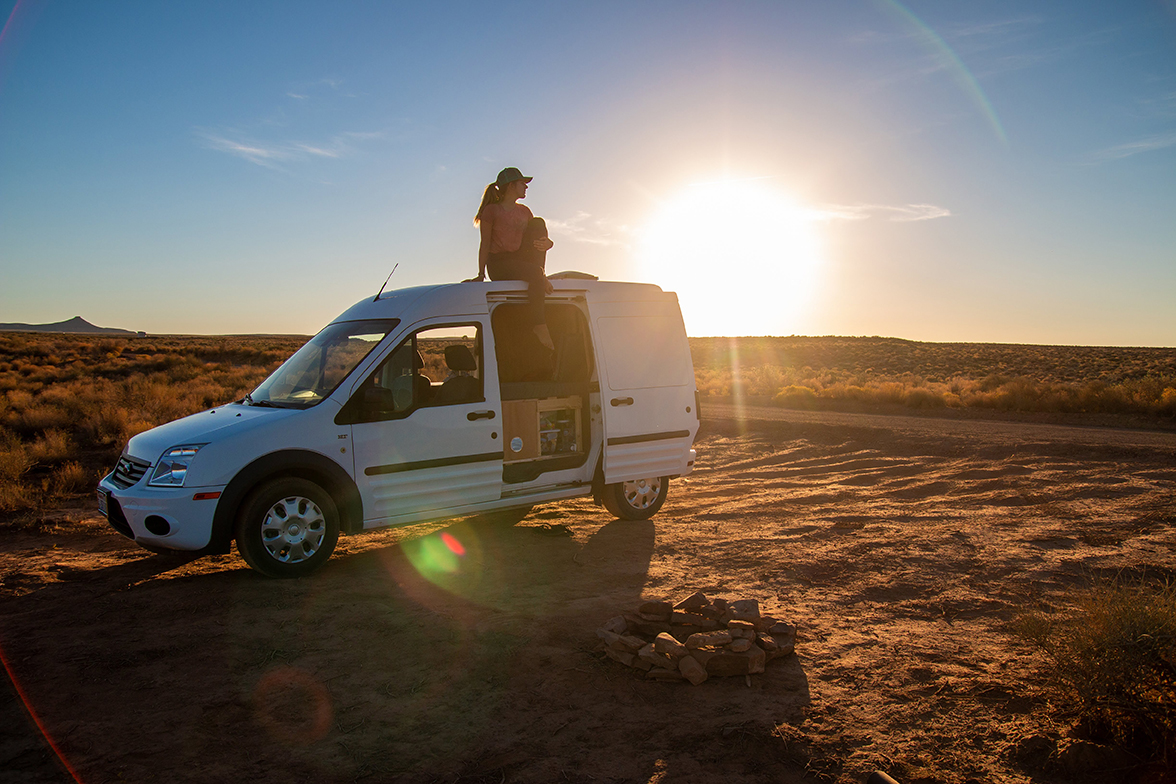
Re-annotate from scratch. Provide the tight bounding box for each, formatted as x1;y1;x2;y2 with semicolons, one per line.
467;410;496;421
610;397;634;407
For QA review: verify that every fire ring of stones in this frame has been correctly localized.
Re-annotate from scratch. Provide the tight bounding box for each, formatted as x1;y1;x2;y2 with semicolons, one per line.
595;592;797;685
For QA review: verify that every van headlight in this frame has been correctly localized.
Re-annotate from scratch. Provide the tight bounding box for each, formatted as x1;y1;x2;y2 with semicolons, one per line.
148;445;205;487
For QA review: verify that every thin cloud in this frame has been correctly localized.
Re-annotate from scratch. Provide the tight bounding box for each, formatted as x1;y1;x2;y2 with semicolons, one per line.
198;133;294;169
809;203;952;222
1090;132;1176;161
1137;90;1176;120
943;17;1042;41
197;129;384;168
292;143;341;158
547;211;630;247
285;78;351;101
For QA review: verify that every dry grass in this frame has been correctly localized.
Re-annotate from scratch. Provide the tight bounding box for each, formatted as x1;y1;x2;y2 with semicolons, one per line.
0;332;306;520
1015;579;1176;768
691;336;1176;419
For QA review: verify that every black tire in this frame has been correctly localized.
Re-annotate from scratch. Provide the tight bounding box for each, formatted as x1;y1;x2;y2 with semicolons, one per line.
601;477;668;521
471;504;534;528
235;477;340;578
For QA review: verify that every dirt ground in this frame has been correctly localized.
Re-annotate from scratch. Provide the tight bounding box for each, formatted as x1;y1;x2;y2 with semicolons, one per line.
2;407;1174;784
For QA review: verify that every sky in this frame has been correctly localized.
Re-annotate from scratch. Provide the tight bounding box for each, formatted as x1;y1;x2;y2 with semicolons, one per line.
0;1;1173;345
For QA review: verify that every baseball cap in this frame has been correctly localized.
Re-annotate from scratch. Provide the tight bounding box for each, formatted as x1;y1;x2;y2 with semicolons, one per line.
495;167;533;187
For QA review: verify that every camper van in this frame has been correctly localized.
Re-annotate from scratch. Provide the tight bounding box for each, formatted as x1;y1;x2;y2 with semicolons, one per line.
95;278;700;577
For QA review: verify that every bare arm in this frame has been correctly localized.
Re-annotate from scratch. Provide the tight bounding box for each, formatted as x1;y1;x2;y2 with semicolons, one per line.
477;212;494;280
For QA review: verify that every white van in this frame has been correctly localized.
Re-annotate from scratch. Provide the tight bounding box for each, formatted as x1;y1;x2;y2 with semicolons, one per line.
96;278;699;577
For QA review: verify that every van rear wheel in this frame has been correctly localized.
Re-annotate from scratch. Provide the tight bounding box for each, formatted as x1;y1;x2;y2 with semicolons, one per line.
236;477;340;578
602;477;667;521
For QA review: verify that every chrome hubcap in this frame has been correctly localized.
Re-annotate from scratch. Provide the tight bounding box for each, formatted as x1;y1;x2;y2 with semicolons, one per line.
261;495;326;563
622;477;661;510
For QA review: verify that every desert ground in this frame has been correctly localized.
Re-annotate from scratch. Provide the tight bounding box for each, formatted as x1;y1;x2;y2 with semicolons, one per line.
2;403;1174;784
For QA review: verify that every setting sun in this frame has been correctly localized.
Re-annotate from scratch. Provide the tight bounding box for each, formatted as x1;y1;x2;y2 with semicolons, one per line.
637;179;823;337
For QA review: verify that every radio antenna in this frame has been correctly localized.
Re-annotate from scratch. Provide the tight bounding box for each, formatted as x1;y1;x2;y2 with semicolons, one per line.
373;263;399;302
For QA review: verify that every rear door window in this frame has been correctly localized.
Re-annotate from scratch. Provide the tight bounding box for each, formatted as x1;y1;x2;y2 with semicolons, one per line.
596;315;693;390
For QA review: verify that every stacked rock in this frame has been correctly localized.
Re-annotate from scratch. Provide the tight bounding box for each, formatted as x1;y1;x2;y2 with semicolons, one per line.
595;592;796;685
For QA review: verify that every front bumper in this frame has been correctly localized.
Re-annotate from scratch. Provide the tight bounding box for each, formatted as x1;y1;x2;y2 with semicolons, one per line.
97;473;223;551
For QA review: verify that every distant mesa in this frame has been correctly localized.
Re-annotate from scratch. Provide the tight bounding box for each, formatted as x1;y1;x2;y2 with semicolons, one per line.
0;316;142;336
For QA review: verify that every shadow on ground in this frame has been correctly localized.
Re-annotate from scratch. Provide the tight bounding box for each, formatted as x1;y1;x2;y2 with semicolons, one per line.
0;509;812;783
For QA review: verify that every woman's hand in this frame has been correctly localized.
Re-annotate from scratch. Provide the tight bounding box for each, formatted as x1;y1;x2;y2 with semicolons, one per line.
533;237;554;252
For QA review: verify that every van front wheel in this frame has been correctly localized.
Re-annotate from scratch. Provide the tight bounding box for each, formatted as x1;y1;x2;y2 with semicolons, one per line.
236;477;340;578
602;477;667;521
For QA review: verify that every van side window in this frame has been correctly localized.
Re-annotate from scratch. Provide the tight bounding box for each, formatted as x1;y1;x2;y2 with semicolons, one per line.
347;324;483;423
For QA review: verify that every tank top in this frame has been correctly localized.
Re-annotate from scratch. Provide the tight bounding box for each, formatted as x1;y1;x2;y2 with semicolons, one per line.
485;202;533;253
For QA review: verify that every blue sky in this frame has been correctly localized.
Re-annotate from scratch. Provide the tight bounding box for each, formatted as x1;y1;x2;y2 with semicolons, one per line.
1;1;1173;345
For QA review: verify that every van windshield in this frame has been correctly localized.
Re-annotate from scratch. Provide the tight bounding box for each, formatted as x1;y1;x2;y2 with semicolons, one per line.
247;319;399;409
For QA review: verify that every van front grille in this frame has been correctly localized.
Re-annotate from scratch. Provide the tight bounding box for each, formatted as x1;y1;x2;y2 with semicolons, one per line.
106;496;134;539
111;455;151;489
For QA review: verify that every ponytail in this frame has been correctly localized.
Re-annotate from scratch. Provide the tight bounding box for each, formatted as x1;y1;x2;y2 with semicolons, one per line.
474;182;501;225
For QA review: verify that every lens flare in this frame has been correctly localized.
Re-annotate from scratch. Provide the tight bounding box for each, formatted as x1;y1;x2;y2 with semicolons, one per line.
407;532;463;575
395;521;498;607
440;532;466;556
875;0;1007;144
0;642;84;783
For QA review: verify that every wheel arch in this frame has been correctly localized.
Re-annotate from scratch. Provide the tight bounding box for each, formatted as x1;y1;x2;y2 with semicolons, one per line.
206;450;363;553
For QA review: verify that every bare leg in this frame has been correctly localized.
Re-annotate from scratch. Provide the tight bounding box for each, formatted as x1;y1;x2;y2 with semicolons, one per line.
533;323;554;350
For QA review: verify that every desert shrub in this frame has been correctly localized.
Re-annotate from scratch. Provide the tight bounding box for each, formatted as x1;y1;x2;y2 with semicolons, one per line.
1016;579;1176;765
1156;388;1176;417
92;339;127;357
0;429;35;514
0;442;32;483
979;373;1011;392
0;481;34;513
872;381;907;405
902;386;944;409
48;461;92;497
27;429;71;463
772;385;818;409
744;365;788;397
13;402;72;434
5;389;34;410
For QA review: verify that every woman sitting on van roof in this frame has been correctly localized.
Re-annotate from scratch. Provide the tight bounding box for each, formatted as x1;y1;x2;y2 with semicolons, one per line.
473;167;556;351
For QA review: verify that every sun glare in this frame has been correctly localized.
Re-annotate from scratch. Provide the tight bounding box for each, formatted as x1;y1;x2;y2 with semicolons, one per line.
637;180;823;336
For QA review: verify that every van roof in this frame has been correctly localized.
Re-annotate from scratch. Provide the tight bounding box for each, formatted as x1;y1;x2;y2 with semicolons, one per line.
332;278;673;324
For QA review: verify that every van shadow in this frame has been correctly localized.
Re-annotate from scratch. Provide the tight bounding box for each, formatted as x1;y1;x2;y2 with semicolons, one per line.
336;514;657;630
0;512;661;783
2;504;814;783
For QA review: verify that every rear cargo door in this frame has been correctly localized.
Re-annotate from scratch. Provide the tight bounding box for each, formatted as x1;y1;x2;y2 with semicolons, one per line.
590;295;698;484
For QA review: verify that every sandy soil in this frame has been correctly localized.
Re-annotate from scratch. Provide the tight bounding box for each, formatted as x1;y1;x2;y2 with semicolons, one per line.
2;407;1174;784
